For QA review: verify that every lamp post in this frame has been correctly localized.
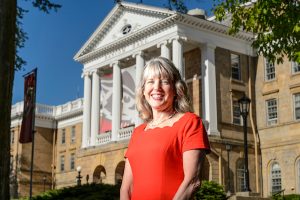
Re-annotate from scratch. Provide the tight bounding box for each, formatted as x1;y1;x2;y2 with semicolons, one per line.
225;144;232;196
238;94;251;192
86;174;89;184
76;166;82;186
43;175;46;192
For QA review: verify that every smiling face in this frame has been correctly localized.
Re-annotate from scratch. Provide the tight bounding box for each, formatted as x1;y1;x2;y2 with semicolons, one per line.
143;76;175;112
141;61;177;113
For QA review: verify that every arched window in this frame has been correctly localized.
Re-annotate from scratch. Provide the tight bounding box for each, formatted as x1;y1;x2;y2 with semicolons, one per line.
93;165;106;184
236;159;245;192
271;162;281;194
115;161;125;185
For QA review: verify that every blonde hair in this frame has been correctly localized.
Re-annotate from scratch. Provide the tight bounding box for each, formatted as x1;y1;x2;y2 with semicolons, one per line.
136;57;193;122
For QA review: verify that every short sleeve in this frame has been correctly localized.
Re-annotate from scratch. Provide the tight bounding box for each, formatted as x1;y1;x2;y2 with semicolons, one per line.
182;115;210;153
125;129;135;159
124;123;145;159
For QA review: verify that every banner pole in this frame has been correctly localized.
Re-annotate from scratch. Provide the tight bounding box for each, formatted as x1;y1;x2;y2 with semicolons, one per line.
29;68;37;200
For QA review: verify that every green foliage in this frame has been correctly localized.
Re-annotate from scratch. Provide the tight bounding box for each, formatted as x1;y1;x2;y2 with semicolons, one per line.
272;194;300;200
170;0;188;13
21;181;228;200
22;183;120;200
213;0;300;64
193;180;227;200
162;0;187;13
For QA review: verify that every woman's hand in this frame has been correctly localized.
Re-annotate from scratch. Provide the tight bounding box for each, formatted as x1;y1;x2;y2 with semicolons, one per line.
120;158;133;200
173;150;206;200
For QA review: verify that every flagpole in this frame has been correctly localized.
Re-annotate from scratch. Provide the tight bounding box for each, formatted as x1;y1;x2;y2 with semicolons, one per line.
29;68;37;200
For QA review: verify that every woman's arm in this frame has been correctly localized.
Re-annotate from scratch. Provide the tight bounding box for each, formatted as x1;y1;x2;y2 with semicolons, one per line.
120;158;133;200
173;149;206;200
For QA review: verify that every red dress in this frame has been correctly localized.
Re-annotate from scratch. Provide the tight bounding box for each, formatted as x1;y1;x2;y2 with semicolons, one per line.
125;112;210;200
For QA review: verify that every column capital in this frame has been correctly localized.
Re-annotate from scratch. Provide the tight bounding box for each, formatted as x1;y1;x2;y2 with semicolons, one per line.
90;69;100;74
169;36;187;44
81;70;92;78
156;40;169;48
132;51;144;58
110;61;120;67
200;42;216;50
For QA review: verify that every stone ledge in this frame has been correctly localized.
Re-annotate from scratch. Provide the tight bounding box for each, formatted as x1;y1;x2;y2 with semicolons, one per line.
228;192;271;200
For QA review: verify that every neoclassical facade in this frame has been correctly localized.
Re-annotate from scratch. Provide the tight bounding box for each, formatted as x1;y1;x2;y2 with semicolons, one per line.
9;1;300;198
72;1;259;194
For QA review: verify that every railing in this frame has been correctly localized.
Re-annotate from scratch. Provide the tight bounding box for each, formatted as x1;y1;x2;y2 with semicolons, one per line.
272;189;285;200
118;126;134;140
94;126;134;146
36;103;55;116
11;102;24;116
71;99;83;109
54;98;83;116
11;98;84;118
11;102;55;117
96;132;112;145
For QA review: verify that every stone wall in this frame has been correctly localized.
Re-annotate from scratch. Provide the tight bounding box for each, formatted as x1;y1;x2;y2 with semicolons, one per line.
255;55;300;196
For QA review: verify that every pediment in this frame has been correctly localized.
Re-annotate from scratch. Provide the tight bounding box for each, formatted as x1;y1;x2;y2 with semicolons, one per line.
74;2;175;60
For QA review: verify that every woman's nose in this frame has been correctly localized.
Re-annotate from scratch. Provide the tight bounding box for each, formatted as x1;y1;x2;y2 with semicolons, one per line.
153;80;161;89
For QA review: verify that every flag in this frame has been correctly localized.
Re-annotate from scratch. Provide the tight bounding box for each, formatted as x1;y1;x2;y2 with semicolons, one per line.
19;69;37;143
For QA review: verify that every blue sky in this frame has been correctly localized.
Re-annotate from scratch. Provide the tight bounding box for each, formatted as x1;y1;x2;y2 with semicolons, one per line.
13;0;215;106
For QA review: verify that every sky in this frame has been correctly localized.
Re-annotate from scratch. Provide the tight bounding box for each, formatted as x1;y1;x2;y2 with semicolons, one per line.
13;0;215;106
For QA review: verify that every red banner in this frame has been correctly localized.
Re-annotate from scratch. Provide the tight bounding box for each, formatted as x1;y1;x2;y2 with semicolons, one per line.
19;69;37;143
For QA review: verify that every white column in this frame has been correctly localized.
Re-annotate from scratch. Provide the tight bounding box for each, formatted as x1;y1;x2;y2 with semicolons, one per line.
82;71;92;148
172;38;184;77
133;51;145;126
157;41;170;59
201;43;219;136
111;61;121;141
90;70;100;146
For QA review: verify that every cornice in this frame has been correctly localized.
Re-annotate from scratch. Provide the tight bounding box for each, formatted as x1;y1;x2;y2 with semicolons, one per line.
76;12;254;65
55;109;83;121
75;14;179;63
121;2;175;16
176;13;254;43
74;2;175;61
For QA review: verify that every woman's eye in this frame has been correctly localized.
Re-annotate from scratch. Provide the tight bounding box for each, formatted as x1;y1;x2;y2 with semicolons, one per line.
146;80;154;84
161;80;169;84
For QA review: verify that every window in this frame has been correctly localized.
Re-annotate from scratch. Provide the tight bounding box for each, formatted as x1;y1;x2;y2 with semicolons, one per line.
60;155;65;172
71;126;76;143
233;100;241;125
271;162;281;194
236;159;245;192
294;93;300;120
61;129;66;144
265;59;275;81
292;61;300;74
231;54;241;80
10;155;14;172
121;24;132;35
266;99;278;126
70;153;75;170
11;130;15;144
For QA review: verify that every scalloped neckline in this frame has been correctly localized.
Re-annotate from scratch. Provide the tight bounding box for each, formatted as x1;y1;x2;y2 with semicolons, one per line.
143;112;189;132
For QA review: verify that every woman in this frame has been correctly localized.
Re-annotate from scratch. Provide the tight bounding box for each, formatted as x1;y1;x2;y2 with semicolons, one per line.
120;57;210;200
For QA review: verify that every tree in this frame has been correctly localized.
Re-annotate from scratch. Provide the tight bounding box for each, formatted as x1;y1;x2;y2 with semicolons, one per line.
213;0;300;64
169;0;188;13
0;0;60;199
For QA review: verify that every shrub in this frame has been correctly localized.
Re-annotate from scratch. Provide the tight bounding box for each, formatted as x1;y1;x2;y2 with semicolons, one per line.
272;194;300;200
193;180;227;200
24;183;119;200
